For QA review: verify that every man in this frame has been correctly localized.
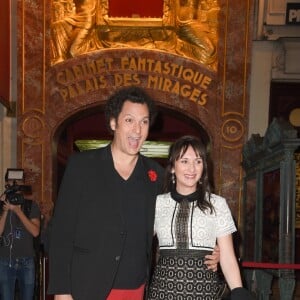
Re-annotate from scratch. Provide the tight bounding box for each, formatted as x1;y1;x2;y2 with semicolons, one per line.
48;86;219;300
0;174;40;300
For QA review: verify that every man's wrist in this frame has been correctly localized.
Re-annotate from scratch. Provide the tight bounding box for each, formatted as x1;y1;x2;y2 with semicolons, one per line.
231;287;253;300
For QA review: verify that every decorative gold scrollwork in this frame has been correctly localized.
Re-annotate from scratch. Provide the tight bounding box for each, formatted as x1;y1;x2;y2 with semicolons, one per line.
50;0;220;70
51;0;101;65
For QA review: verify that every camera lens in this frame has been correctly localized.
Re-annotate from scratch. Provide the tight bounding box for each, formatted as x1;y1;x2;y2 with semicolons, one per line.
8;194;24;205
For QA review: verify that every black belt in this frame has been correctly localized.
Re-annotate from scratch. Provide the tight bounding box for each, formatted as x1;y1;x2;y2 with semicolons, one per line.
159;248;212;257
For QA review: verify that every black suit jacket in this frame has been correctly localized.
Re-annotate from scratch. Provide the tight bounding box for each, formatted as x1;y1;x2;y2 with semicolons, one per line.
48;146;164;300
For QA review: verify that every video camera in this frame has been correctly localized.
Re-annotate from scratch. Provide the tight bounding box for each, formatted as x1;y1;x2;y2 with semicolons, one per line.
3;168;32;205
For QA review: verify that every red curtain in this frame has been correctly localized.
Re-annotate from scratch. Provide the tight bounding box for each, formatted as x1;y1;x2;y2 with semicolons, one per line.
108;0;163;18
0;0;10;109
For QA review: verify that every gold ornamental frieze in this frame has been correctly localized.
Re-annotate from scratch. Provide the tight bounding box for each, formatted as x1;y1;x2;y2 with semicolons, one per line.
221;119;245;143
22;116;45;140
50;0;220;70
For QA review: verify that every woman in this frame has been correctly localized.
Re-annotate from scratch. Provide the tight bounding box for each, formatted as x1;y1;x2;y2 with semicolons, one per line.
148;135;252;300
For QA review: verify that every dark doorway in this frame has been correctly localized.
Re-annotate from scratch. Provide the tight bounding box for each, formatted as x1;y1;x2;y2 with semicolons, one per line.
269;81;300;137
55;106;211;192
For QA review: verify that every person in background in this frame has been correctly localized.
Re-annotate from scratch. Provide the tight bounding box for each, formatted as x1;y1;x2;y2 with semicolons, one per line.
0;173;41;300
47;86;220;300
148;135;253;300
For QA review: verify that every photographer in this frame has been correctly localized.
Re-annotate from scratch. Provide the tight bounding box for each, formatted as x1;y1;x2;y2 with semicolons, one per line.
0;170;40;300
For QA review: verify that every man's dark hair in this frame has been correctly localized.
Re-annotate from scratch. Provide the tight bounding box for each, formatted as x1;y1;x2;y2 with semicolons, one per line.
104;86;157;133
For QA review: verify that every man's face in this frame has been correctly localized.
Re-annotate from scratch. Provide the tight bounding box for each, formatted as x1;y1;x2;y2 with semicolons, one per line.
110;100;150;156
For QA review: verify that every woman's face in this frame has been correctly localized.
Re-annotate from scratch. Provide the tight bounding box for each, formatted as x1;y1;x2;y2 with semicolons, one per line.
172;145;203;195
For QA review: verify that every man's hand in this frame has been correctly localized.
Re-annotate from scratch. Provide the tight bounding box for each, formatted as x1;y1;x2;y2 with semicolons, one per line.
204;245;220;272
3;201;22;213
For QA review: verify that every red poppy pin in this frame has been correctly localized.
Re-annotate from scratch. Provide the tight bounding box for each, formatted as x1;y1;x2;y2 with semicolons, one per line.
148;170;157;182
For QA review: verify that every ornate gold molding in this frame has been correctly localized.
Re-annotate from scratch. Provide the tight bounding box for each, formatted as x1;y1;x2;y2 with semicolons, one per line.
50;0;220;70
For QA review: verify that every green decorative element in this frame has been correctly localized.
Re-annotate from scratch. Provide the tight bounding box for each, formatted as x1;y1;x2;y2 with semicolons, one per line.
255;270;273;299
242;118;300;299
243;270;258;296
242;118;298;170
75;140;172;158
279;276;296;300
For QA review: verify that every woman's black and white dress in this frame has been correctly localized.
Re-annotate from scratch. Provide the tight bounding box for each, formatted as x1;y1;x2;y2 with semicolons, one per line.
148;192;236;300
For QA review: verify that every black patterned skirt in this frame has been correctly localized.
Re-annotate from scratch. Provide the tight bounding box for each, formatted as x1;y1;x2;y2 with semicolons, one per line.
148;249;221;300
